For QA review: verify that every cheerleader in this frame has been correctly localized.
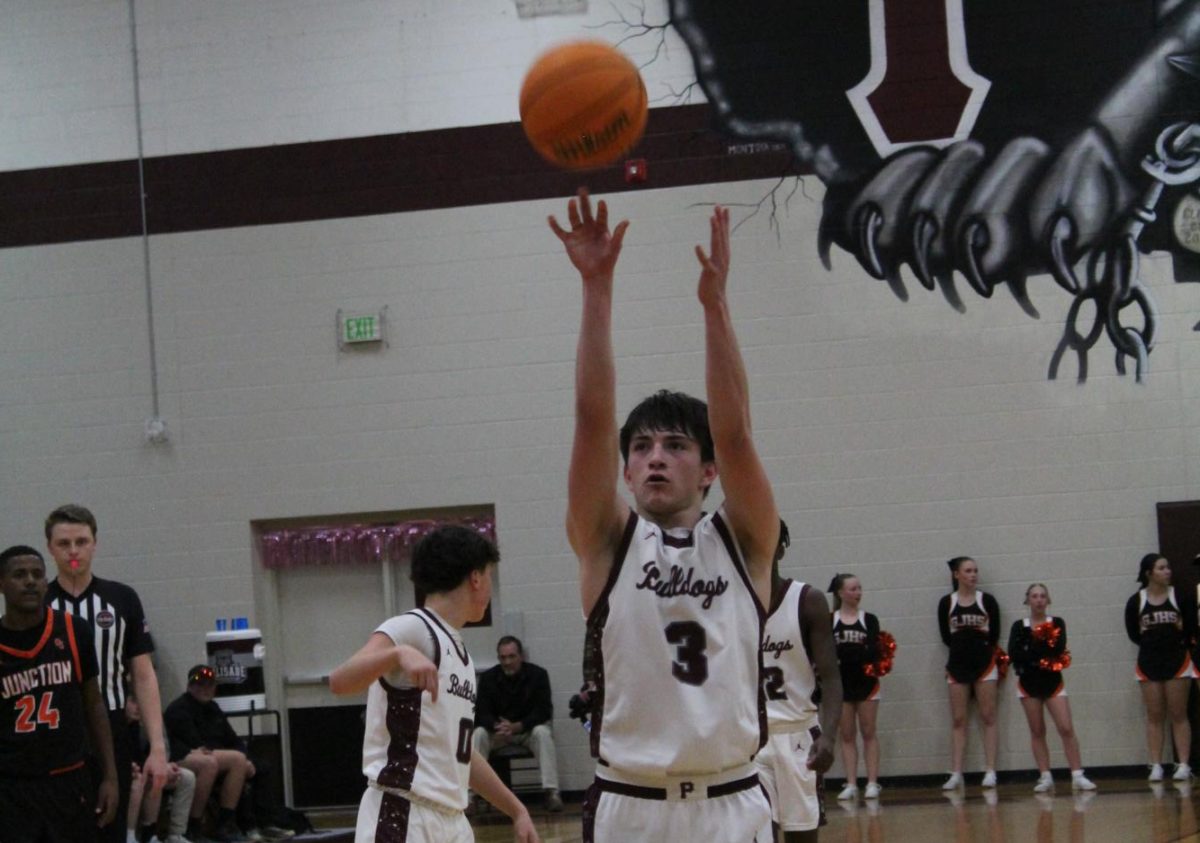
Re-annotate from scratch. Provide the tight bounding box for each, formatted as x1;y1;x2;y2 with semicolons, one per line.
937;556;1001;789
1124;553;1196;781
1008;583;1096;792
830;574;884;801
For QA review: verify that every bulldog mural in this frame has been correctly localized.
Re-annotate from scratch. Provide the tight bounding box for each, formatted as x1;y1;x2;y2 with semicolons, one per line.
670;0;1200;380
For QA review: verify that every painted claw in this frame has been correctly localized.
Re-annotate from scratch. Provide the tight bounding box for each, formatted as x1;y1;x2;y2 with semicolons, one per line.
911;213;939;291
855;205;886;279
818;225;834;271
960;220;995;297
1047;213;1081;293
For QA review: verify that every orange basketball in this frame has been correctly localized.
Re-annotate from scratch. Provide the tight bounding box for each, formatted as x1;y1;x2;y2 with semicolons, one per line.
520;41;648;171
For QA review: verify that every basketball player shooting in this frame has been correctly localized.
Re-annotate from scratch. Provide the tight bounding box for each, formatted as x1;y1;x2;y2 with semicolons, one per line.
550;189;781;842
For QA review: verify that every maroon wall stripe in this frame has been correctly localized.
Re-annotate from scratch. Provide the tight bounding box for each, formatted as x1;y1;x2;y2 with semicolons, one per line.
0;104;803;249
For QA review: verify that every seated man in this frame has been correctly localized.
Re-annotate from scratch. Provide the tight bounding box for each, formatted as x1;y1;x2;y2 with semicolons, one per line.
126;691;197;843
164;665;293;843
472;636;562;811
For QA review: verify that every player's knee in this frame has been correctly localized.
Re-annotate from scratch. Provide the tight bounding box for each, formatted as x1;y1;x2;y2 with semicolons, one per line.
530;724;553;743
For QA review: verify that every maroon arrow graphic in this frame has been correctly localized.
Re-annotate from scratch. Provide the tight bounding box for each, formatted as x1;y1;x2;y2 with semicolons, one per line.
848;0;990;155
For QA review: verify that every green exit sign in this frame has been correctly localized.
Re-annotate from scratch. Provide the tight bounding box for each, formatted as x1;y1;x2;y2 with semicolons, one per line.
338;308;387;349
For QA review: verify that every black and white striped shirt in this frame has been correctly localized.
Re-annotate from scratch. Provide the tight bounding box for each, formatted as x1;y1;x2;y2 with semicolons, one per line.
45;575;154;712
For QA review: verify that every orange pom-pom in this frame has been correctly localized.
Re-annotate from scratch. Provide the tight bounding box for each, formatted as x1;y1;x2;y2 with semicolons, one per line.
863;631;898;678
1038;650;1072;672
1032;621;1061;649
995;646;1011;679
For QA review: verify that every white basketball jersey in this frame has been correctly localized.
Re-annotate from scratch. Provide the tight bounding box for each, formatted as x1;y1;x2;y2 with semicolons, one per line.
761;580;818;730
361;608;476;811
586;509;767;777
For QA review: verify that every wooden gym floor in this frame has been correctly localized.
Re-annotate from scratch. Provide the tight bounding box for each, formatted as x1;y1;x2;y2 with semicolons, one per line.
310;777;1200;842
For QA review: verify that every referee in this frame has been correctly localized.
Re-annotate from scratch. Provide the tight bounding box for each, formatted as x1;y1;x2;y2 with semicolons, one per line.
44;504;170;843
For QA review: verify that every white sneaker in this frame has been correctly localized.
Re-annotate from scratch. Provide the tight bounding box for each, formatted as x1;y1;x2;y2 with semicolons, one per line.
1174;763;1192;781
837;783;858;801
1149;763;1165;782
863;782;882;799
1071;773;1096;791
981;770;998;788
1033;772;1054;793
942;772;963;790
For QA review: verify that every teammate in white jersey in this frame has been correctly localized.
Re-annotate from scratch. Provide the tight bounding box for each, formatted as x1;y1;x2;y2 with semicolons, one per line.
330;526;539;843
756;567;842;843
550;190;781;843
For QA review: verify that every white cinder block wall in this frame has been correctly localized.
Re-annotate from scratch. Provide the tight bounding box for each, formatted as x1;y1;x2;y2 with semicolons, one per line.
2;1;1198;795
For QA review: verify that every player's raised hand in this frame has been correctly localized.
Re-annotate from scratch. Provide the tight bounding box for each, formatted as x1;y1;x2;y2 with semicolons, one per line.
696;205;731;309
396;646;440;701
548;187;629;283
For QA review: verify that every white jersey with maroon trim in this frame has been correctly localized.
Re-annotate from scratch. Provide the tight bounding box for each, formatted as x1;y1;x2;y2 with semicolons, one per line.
585;508;767;778
761;579;818;730
361;607;476;811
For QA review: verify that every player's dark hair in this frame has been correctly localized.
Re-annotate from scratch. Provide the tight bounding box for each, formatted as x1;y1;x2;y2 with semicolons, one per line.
497;635;524;655
1137;552;1166;587
44;503;98;541
410;525;499;596
947;556;974;590
620;390;714;464
0;545;44;577
827;573;857;610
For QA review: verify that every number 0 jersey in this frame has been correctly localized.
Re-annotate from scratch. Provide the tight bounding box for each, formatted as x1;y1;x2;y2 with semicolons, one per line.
0;608;98;776
584;509;767;778
761;580;818;731
361;608;477;811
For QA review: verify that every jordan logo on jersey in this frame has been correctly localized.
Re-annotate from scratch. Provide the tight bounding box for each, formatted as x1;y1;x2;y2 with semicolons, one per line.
762;634;795;660
636;561;728;609
1;660;73;699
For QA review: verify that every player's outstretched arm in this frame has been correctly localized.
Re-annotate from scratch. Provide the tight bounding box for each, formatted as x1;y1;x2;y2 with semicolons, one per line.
329;633;438;700
82;677;119;827
698;205;778;604
468;751;541;843
801;587;842;773
550;188;630;615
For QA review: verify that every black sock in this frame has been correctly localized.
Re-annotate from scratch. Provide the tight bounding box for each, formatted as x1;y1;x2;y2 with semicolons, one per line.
218;807;237;827
139;822;156;842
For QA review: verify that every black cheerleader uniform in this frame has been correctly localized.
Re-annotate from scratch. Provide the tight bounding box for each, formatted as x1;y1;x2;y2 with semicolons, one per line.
1124;587;1195;681
938;591;1001;684
1008;617;1066;699
833;610;881;702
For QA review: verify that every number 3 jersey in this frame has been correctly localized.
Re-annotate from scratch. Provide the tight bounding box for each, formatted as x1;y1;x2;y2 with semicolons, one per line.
0;608;98;776
761;580;818;730
361;607;476;811
584;509;767;778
